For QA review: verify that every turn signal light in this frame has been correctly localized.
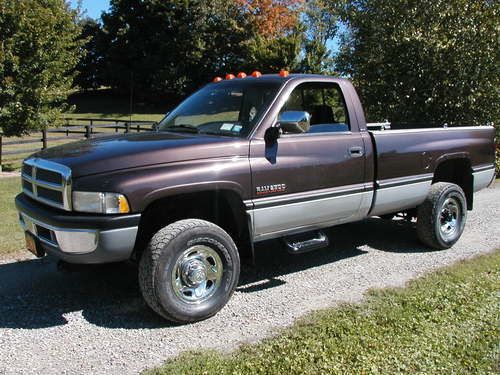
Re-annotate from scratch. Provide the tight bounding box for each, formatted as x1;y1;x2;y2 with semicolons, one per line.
279;70;289;77
225;73;235;80
251;71;262;77
213;76;223;83
237;72;247;78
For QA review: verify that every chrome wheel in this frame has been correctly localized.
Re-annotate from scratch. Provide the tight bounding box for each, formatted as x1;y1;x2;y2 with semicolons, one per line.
171;245;223;304
439;197;461;241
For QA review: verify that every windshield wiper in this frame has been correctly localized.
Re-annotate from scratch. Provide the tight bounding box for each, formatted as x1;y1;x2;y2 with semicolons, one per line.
200;130;238;137
164;124;199;133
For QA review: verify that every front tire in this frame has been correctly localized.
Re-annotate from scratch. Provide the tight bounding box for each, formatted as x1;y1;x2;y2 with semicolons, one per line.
139;219;240;323
416;182;467;249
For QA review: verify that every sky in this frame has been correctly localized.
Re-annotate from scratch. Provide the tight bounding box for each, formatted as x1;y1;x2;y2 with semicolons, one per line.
70;0;110;19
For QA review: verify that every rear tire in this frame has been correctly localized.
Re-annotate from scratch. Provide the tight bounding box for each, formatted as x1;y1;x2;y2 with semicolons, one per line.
416;182;466;249
138;219;240;323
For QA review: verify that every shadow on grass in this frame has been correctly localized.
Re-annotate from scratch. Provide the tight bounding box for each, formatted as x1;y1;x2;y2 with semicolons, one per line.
0;217;435;330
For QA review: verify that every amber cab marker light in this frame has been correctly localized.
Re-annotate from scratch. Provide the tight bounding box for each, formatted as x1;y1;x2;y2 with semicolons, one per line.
225;73;235;80
251;71;262;78
279;70;289;77
237;72;247;78
213;76;223;83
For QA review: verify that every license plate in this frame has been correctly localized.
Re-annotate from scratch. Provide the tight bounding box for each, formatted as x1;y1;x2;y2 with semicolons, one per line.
25;232;42;257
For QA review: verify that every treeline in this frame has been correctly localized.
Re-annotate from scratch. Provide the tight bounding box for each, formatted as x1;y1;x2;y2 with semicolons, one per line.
0;0;498;137
74;0;334;101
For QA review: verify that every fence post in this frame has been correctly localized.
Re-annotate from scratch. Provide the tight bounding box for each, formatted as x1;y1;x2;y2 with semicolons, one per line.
85;125;91;139
137;124;140;132
125;122;130;133
42;129;47;149
0;135;2;173
115;121;118;133
90;119;94;134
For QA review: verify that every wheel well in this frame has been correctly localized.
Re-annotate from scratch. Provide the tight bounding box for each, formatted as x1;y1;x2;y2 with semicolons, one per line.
433;158;473;210
132;190;252;261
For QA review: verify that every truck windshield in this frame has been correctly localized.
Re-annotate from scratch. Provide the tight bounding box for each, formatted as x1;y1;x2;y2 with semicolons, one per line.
158;80;282;137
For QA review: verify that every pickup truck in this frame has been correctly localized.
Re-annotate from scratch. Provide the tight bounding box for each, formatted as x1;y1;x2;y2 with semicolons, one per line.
16;73;496;323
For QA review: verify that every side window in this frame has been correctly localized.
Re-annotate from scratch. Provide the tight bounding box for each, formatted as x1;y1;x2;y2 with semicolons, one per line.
280;82;350;134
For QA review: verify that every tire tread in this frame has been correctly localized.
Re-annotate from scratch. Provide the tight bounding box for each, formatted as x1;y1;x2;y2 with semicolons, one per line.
416;182;465;249
138;219;224;321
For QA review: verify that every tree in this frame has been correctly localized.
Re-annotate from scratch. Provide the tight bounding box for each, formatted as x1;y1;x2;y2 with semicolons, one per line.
100;0;252;100
337;0;499;125
237;0;305;72
0;0;83;136
74;18;106;90
236;0;303;38
300;0;342;74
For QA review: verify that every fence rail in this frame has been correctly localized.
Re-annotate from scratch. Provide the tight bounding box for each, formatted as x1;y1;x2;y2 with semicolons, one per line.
0;117;157;171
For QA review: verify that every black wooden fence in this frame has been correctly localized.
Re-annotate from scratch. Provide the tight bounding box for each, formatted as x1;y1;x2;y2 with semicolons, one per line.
0;118;157;171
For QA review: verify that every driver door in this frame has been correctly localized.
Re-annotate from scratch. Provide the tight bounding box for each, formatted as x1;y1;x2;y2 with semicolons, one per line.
249;81;369;241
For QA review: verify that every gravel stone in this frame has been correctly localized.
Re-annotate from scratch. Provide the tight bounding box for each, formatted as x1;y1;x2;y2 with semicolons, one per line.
0;183;498;375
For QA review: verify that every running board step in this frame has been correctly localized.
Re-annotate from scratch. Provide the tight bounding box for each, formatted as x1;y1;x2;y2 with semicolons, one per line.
283;231;330;254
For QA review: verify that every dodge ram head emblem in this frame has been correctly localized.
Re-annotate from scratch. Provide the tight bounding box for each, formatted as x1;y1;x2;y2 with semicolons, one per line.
256;184;287;195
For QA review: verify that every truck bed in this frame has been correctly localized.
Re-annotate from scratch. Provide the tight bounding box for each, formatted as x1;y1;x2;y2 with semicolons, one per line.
368;125;496;216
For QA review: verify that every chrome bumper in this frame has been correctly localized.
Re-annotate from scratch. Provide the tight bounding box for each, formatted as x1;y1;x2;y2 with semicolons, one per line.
18;211;139;264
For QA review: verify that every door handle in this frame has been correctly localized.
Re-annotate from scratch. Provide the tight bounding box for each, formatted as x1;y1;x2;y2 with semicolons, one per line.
348;146;364;157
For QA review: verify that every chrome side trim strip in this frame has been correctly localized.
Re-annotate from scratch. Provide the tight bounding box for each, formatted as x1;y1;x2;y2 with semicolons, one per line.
251;183;372;209
377;173;433;189
243;200;254;210
472;164;495;173
371;125;494;135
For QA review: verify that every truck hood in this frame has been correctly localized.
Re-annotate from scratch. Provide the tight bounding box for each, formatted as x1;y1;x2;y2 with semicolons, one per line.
32;132;249;177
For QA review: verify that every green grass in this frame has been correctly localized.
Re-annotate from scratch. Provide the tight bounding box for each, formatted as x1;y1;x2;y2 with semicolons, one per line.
0;177;24;256
147;251;500;375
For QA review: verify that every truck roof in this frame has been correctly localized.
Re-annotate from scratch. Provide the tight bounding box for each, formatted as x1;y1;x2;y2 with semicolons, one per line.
211;73;347;85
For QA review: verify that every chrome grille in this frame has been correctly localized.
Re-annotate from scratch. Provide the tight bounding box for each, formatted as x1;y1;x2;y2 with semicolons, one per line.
21;158;72;211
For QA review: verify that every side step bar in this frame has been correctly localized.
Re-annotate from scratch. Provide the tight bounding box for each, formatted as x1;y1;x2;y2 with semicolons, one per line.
283;230;330;254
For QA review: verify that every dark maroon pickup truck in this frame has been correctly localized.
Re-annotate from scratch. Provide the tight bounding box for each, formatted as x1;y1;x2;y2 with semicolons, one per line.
16;74;495;322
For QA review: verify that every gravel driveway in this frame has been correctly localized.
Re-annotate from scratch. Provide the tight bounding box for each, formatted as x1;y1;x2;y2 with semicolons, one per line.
0;184;499;375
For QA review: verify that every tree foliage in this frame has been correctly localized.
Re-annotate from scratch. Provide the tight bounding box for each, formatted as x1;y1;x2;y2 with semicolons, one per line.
236;0;303;38
300;0;342;74
237;0;305;73
337;0;499;125
99;0;253;100
74;18;106;90
0;0;83;136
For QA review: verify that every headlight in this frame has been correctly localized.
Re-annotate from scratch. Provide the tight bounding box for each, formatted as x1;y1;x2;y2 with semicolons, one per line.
72;191;130;214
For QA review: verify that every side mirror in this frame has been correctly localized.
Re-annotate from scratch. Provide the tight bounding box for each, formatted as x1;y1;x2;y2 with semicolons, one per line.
264;126;281;146
278;111;311;134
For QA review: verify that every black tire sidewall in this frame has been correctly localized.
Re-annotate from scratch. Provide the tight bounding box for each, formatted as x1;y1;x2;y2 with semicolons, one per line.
433;186;467;248
154;226;239;322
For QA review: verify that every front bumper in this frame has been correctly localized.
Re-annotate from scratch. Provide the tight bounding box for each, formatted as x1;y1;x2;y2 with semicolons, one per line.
15;193;141;264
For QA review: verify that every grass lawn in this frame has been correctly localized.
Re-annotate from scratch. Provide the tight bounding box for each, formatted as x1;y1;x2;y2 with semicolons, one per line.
147;250;500;375
0;177;24;256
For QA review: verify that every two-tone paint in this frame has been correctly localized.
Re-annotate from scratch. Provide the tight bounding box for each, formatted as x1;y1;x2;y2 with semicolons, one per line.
15;74;496;262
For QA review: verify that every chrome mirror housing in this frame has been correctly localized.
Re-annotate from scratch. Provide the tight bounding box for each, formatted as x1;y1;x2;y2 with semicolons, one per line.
278;111;311;134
